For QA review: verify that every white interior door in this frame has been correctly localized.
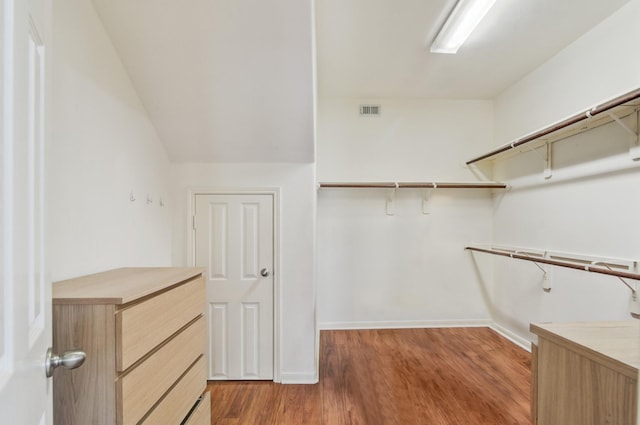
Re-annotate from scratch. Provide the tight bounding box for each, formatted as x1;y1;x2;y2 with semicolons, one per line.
194;193;274;380
0;0;51;423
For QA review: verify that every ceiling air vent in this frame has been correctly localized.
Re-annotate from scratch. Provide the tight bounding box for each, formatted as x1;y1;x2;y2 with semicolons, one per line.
359;104;381;117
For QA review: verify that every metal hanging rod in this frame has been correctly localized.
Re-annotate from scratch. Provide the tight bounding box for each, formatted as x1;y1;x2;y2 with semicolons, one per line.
318;182;508;189
466;87;640;165
465;246;640;284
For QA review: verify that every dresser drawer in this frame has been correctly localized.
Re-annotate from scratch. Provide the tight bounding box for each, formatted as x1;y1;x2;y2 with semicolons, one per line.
116;276;205;371
141;355;206;425
118;316;206;425
184;392;211;425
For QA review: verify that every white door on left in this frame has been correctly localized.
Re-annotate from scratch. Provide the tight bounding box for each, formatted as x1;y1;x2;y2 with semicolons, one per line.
0;0;52;423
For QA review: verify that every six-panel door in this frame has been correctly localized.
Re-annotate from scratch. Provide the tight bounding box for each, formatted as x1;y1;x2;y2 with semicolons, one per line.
194;194;274;380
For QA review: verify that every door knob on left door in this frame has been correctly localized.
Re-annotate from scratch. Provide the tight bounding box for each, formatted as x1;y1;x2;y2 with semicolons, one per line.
260;268;270;277
45;347;86;378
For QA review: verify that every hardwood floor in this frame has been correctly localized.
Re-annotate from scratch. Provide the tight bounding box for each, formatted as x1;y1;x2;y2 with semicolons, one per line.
207;327;532;424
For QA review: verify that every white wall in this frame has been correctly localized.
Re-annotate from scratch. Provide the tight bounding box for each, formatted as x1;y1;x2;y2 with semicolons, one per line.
317;99;493;181
317;99;496;328
489;0;640;342
170;163;317;383
494;0;640;144
49;0;172;281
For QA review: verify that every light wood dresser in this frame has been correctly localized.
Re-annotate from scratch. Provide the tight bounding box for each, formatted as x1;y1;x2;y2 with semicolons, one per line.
52;267;210;425
530;321;639;425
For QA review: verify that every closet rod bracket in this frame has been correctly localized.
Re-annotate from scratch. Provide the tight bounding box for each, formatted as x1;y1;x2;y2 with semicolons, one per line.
589;261;636;295
544;143;552;180
386;183;399;215
607;110;638;139
631;109;640;160
631;292;640;319
607;109;640;160
527;143;553;180
515;250;552;292
422;189;433;214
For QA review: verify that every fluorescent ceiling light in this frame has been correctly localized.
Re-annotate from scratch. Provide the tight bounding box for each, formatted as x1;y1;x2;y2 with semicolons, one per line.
430;0;497;54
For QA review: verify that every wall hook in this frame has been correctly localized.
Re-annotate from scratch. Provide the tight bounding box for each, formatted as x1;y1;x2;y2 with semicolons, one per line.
130;191;136;202
146;194;153;204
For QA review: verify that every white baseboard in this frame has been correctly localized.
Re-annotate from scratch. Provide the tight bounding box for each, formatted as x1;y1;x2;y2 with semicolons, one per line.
489;323;532;352
316;320;533;353
318;319;493;330
279;371;318;385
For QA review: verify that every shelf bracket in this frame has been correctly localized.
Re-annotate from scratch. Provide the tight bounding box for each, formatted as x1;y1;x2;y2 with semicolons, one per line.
589;261;637;295
422;189;433;214
467;162;492;182
590;261;639;318
528;143;553;179
386;183;398;215
631;292;640;319
631;110;640;161
515;251;552;292
607;110;640;160
544;143;552;180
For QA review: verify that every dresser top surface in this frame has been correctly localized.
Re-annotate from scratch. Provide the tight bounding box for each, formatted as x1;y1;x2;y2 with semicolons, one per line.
53;267;204;305
531;321;640;374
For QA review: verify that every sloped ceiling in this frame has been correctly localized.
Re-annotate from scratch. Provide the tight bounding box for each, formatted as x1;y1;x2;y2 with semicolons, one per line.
92;0;315;163
92;0;632;163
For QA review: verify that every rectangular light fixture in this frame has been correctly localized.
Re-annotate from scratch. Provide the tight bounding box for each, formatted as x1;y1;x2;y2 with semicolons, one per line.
430;0;497;54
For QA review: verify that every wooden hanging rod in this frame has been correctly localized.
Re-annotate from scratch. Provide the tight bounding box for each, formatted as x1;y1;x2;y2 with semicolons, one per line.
465;246;640;282
319;182;508;189
466;87;640;165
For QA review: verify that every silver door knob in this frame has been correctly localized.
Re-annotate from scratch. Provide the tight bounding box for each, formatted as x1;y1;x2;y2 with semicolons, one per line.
45;347;86;378
260;268;270;277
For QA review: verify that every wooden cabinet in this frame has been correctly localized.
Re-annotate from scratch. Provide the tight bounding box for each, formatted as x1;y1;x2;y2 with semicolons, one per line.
52;267;210;425
530;321;639;425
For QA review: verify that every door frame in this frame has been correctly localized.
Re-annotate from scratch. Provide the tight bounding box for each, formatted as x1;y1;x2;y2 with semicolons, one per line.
187;187;281;383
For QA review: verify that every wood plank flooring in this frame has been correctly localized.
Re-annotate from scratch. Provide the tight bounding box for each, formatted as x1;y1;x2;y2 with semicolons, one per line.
207;327;532;425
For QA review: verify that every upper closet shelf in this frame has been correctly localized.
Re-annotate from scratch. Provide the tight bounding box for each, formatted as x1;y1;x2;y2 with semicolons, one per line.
318;181;508;189
318;181;507;215
466;87;640;165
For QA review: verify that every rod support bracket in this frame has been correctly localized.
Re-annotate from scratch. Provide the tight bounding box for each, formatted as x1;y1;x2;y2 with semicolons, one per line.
544;143;552;180
591;261;636;295
422;189;433;214
516;250;552;292
630;291;640;319
386;183;399;215
607;110;640;160
631;109;640;161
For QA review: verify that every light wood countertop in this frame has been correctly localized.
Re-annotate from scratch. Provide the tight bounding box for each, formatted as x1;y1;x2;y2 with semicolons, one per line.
530;321;640;379
53;267;205;305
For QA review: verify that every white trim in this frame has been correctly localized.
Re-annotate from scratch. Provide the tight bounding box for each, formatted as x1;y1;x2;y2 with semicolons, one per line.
489;323;533;352
318;320;533;352
318;319;493;330
279;371;318;385
187;187;281;382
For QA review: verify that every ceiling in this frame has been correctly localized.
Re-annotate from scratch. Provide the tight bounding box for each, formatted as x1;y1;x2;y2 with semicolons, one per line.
91;0;632;163
91;0;315;163
316;0;634;99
